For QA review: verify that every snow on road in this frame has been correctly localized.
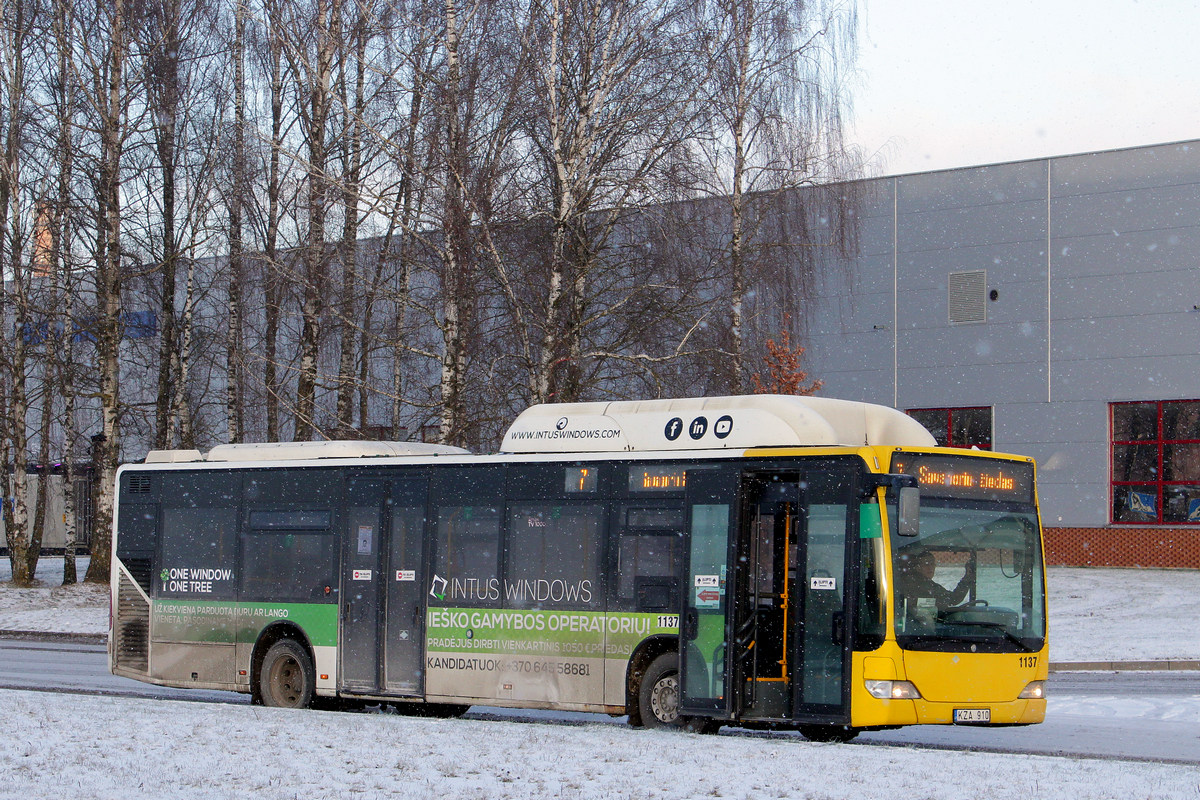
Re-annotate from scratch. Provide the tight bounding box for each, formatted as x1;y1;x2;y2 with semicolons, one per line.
3;688;1199;800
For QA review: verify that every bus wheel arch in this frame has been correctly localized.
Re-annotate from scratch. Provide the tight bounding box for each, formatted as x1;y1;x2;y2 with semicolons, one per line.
251;623;315;708
625;636;677;727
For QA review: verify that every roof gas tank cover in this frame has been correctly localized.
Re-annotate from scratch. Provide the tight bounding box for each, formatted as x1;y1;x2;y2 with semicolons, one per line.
499;394;936;454
144;439;469;464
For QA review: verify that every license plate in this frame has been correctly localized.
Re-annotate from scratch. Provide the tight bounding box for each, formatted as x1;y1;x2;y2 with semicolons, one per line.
954;708;991;724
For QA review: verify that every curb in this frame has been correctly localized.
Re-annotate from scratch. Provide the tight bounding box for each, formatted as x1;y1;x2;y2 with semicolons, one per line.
0;630;107;645
1050;660;1200;672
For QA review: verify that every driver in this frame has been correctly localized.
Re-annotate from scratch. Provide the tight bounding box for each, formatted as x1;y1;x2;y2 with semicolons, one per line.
899;549;976;625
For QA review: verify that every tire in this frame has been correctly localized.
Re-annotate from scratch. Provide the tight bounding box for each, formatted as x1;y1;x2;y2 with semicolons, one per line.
683;717;723;735
406;702;471;718
638;653;683;728
259;639;315;709
798;725;859;743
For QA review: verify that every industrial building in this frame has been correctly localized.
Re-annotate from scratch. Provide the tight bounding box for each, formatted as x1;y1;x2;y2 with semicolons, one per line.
803;139;1200;568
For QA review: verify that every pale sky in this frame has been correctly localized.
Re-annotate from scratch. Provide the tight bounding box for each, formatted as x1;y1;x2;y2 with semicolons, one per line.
851;0;1200;176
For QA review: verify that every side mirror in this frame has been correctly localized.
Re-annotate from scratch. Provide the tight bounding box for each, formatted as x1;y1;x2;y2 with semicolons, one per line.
864;472;920;536
896;486;920;537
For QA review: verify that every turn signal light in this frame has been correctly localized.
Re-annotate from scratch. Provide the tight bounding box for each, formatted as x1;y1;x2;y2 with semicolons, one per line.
865;679;921;700
1018;680;1045;699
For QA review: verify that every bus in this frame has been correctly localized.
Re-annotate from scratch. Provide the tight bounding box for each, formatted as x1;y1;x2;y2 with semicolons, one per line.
109;395;1047;741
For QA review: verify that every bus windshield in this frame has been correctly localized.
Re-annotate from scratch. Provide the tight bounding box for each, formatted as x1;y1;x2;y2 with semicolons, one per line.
889;454;1046;653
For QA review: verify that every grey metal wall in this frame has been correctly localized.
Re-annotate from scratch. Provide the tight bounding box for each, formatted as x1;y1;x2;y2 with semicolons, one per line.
803;140;1200;528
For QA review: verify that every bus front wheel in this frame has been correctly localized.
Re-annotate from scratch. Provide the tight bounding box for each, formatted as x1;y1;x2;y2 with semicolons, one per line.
260;639;315;709
798;724;858;743
639;653;682;728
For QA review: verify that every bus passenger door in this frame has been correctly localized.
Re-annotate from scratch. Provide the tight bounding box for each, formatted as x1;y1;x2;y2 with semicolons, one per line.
341;477;427;696
731;472;801;720
788;468;853;721
679;468;737;720
342;479;387;694
734;467;854;725
382;479;428;695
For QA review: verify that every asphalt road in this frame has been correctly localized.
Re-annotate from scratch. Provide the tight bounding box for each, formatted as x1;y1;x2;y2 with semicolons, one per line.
2;637;1197;764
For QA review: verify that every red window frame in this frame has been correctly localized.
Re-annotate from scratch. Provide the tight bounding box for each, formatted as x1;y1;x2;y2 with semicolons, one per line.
905;407;992;450
1111;400;1200;525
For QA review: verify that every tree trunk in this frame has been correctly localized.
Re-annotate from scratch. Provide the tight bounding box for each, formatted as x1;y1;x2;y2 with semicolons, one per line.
438;0;469;446
53;0;77;585
226;0;247;444
263;0;284;441
336;17;367;436
293;0;336;441
0;0;35;585
85;0;129;585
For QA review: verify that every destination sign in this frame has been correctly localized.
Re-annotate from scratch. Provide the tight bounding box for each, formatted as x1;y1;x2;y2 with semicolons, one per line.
629;465;687;492
891;454;1035;504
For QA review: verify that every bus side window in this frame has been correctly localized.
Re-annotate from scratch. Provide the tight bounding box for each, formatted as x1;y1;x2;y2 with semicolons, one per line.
240;510;336;602
616;507;683;612
158;472;240;600
433;506;502;607
117;503;158;592
505;504;603;610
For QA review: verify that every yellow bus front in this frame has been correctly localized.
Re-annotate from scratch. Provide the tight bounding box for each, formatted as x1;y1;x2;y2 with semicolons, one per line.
852;448;1048;730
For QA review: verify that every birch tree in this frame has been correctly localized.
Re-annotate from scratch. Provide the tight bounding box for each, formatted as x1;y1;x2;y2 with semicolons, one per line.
79;0;136;583
0;0;38;584
288;0;340;440
520;0;707;405
430;0;532;446
49;0;81;585
226;0;249;443
698;0;860;392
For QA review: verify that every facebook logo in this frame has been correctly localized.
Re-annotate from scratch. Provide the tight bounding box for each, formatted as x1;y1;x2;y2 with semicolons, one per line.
664;417;684;441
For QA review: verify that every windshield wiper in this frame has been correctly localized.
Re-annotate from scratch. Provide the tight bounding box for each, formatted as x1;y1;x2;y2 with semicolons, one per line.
946;619;1038;652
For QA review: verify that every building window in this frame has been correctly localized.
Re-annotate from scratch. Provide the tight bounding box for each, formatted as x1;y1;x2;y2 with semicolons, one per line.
1111;400;1200;525
907;407;992;449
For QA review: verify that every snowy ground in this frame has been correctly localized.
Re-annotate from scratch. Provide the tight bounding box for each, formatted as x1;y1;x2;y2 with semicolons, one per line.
3;559;1200;798
3;558;1199;663
2;688;1199;800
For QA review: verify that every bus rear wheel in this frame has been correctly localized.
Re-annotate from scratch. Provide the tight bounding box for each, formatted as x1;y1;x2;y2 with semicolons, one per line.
260;639;315;709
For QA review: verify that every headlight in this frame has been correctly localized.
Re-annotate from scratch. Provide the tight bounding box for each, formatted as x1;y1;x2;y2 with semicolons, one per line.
865;679;922;700
1018;680;1045;699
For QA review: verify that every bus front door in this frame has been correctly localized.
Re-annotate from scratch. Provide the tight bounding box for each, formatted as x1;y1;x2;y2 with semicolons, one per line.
341;478;428;696
733;468;853;725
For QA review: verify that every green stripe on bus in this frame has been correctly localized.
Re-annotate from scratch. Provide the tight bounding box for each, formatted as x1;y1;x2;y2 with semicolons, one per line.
149;600;338;647
425;608;680;657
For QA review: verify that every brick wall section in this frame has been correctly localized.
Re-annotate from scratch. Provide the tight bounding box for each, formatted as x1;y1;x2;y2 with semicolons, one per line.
1043;527;1200;569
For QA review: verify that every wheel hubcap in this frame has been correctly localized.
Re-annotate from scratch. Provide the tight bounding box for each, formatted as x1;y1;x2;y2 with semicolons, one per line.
649;673;679;724
268;655;303;707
